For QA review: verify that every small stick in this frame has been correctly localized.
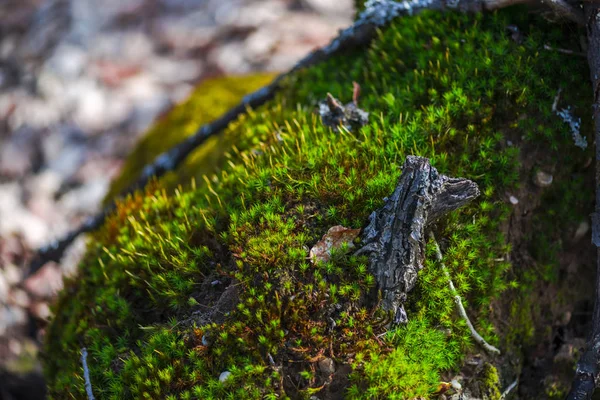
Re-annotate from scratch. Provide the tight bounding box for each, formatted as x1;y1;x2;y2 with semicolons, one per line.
543;44;586;57
551;87;562;113
81;348;95;400
500;378;518;399
430;232;501;356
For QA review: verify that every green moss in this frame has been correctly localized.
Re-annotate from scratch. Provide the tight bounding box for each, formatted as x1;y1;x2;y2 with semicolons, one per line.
479;363;502;400
44;8;591;399
105;73;275;200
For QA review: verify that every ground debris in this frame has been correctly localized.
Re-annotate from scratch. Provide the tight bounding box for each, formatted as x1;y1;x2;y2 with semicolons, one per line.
318;92;369;132
309;225;361;264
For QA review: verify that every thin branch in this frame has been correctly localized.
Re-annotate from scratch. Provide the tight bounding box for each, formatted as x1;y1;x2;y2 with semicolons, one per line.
429;232;501;356
500;378;519;399
81;348;95;400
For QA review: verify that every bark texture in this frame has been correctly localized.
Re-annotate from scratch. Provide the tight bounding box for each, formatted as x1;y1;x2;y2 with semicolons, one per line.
567;4;600;400
356;156;479;323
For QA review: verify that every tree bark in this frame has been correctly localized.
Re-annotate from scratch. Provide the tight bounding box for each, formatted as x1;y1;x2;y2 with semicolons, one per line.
356;156;479;324
567;4;600;400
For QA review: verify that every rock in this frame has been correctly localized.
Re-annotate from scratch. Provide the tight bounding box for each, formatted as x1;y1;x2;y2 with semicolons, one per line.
26;170;62;197
0;183;49;248
573;221;590;242
0;271;8;303
0;305;27;336
0;234;26;267
8;289;30;308
219;371;232;382
46;44;88;79
59;235;88;277
0;127;40;178
317;357;335;375
42;129;86;179
71;79;109;132
24;262;63;299
3;264;22;286
30;301;51;320
243;28;278;64
533;170;553;188
509;195;519;205
208;42;251;74
58;179;109;215
451;378;462;391
301;0;354;17
318;93;369;132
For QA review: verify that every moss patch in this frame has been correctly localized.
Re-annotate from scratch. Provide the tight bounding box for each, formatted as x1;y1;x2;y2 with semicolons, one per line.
44;8;592;400
105;73;275;200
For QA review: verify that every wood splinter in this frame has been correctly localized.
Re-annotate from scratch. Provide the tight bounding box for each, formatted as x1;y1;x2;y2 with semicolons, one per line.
356;156;480;324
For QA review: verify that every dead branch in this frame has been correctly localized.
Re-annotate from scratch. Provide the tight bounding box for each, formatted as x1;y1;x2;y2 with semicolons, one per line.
500;378;519;399
80;348;95;400
356;156;479;324
430;232;501;355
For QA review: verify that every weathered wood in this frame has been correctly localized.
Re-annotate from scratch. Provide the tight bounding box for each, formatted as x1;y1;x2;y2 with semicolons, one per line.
567;4;600;400
356;156;479;324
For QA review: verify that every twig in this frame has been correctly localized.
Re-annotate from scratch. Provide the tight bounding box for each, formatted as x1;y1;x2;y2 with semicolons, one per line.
429;232;501;356
567;4;600;399
551;87;562;113
81;348;95;400
500;378;518;399
543;0;586;25
544;44;587;57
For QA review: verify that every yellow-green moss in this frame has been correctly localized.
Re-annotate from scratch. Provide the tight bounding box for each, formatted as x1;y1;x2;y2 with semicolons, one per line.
44;7;592;400
479;363;502;400
105;73;275;200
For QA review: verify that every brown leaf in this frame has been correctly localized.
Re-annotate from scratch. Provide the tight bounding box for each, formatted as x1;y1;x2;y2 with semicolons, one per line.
309;225;360;264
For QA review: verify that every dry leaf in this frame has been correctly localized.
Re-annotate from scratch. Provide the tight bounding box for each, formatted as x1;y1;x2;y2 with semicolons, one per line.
309;225;361;264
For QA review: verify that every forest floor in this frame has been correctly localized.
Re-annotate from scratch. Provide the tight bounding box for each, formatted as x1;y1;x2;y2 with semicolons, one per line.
0;1;353;397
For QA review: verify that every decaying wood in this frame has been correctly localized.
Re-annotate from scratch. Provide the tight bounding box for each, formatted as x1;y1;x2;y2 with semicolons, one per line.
318;93;369;132
356;156;479;324
567;4;600;400
430;231;501;355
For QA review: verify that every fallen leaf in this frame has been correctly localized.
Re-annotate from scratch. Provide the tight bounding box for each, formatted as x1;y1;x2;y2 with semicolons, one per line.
309;225;360;264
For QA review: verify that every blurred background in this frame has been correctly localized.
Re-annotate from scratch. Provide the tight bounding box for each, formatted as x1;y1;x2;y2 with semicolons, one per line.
0;0;353;397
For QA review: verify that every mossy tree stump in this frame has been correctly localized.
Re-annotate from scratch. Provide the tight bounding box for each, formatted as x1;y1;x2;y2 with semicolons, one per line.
44;7;594;400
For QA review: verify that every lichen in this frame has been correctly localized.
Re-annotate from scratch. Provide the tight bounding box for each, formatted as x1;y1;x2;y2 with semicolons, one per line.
43;7;592;400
